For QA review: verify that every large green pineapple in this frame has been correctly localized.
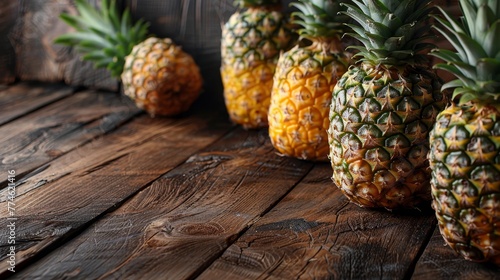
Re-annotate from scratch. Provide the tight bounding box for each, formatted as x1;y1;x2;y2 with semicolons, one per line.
430;0;500;265
327;0;448;209
221;0;294;129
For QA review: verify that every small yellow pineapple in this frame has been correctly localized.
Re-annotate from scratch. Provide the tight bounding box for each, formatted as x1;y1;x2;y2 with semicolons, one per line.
268;0;353;161
55;0;202;117
122;38;202;117
221;0;294;129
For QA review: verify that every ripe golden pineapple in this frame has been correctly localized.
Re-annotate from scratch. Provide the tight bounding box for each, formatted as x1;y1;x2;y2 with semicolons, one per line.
430;0;500;265
221;0;294;129
327;0;448;209
268;0;353;161
55;0;202;117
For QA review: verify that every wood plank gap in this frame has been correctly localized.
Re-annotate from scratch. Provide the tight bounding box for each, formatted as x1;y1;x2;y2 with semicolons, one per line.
402;219;438;280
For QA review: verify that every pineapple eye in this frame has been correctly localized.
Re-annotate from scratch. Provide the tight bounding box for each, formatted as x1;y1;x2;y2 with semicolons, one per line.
445;151;471;177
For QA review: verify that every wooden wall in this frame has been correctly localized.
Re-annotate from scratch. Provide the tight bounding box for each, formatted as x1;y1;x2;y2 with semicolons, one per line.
0;0;121;90
0;0;460;92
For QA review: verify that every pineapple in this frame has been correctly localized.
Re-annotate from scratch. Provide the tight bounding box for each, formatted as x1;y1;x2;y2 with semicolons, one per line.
268;0;353;161
221;0;294;129
327;0;448;209
55;0;202;117
430;0;500;265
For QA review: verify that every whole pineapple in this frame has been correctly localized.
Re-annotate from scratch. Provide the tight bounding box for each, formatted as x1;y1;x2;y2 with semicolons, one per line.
327;0;448;209
268;0;353;161
430;0;500;265
55;0;202;117
221;0;294;129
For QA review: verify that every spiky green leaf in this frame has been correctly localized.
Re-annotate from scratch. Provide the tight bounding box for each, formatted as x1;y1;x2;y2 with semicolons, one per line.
54;0;149;78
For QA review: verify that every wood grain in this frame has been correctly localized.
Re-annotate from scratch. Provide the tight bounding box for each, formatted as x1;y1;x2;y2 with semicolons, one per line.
9;128;314;279
0;82;74;125
412;227;500;279
0;87;139;188
0;109;233;277
198;164;438;280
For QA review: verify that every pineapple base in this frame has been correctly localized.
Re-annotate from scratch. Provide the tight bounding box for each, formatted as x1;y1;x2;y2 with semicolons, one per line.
430;103;500;265
328;64;446;209
121;37;203;117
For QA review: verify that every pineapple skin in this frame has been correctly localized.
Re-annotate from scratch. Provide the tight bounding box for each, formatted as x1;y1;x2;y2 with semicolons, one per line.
121;37;203;117
328;64;447;209
268;42;350;161
221;7;293;129
429;103;500;265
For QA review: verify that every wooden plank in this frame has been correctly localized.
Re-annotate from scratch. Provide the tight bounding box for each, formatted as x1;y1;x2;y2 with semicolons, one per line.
8;128;314;279
198;163;438;280
0;88;140;188
412;227;500;279
0;0;18;84
0;82;74;125
12;0;118;90
0;108;234;277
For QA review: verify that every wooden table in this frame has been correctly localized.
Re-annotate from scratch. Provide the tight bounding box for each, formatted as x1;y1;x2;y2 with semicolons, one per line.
0;82;499;279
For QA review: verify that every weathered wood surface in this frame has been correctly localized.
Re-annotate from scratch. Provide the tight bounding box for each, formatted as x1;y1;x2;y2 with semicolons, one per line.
0;92;233;278
412;227;500;280
0;82;74;126
9;128;314;279
0;86;140;188
198;164;437;280
1;82;499;279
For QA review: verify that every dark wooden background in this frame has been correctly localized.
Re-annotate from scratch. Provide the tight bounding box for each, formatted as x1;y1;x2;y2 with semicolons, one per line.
0;0;458;93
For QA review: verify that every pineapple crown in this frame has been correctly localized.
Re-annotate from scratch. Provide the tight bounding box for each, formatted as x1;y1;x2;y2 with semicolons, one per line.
341;0;435;67
54;0;149;77
291;0;351;40
234;0;281;8
431;0;500;104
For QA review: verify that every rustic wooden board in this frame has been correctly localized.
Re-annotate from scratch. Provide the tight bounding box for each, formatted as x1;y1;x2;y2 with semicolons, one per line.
0;0;18;84
412;227;500;279
0;82;74;125
198;163;438;280
0;108;233;277
0;87;139;188
9;128;314;279
11;0;118;90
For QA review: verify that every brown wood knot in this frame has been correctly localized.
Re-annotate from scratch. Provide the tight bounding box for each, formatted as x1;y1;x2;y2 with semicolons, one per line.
144;218;225;247
45;149;63;157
